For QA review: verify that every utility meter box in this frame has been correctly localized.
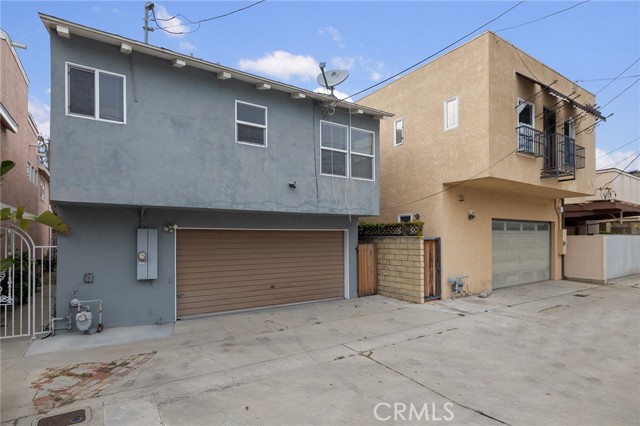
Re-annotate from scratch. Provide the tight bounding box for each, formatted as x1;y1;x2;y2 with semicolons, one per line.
137;228;158;280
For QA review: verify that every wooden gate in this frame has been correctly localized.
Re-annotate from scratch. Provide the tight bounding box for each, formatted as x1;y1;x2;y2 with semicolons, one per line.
424;239;441;300
357;243;377;296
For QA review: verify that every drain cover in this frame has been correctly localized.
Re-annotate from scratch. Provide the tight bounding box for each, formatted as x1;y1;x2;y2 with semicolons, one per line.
574;294;589;297
37;409;86;426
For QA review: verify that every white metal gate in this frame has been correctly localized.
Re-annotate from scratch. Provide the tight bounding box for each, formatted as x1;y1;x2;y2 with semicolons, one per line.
0;224;56;339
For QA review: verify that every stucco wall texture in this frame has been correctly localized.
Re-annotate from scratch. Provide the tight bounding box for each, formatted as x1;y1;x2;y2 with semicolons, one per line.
360;32;597;298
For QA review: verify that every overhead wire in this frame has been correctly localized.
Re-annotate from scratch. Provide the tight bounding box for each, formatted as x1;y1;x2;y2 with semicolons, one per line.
596;137;640;160
495;0;591;32
151;0;266;34
600;152;640;187
339;0;526;102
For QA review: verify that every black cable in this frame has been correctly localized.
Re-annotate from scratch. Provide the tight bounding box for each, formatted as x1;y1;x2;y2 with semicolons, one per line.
601;151;640;170
151;0;265;34
341;0;526;102
596;137;640;160
575;74;640;83
601;152;640;187
495;0;590;32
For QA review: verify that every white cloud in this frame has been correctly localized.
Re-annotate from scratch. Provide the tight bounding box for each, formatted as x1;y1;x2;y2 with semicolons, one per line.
313;87;352;102
596;148;640;171
154;4;189;37
91;6;102;13
178;40;196;53
319;26;345;48
331;57;355;70
370;71;381;81
111;8;121;14
44;88;51;95
28;97;50;137
238;51;319;82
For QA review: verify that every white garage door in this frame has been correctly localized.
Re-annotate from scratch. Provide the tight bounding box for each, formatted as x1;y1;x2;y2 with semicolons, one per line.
492;220;550;289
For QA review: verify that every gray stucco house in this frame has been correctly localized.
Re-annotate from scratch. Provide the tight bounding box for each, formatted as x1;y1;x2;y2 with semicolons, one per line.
41;14;390;328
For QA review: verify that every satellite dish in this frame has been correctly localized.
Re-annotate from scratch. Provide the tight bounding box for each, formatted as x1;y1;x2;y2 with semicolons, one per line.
317;62;349;98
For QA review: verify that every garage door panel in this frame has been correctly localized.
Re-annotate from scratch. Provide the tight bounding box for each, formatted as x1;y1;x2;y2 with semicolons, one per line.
492;220;550;289
176;230;345;317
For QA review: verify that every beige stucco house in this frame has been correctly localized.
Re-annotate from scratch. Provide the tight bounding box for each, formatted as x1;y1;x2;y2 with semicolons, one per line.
360;31;604;298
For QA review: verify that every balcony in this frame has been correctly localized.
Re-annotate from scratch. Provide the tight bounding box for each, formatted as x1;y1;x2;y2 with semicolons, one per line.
516;126;585;180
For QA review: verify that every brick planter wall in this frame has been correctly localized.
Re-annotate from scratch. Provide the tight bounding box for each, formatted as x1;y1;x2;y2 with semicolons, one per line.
365;236;424;303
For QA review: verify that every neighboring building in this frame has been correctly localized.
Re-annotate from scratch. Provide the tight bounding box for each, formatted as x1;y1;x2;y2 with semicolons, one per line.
564;168;640;235
0;29;51;247
40;14;390;328
360;31;603;298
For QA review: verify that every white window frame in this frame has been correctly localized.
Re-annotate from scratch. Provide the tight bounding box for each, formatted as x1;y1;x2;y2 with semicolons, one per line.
517;98;535;128
40;179;46;200
350;126;375;181
398;213;413;223
65;62;127;124
444;96;458;131
235;100;268;148
320;120;349;179
394;117;404;146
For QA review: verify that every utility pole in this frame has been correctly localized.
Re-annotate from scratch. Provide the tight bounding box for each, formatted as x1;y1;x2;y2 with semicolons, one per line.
143;2;155;44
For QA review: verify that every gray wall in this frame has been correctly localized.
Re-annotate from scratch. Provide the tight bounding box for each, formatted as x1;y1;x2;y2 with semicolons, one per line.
50;35;380;216
606;235;640;279
56;204;360;328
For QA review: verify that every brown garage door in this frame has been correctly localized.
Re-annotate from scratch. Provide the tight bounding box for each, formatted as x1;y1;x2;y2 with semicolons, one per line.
176;230;345;317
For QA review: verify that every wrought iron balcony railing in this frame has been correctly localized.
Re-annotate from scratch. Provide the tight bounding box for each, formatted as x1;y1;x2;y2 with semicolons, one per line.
517;126;544;157
515;126;585;180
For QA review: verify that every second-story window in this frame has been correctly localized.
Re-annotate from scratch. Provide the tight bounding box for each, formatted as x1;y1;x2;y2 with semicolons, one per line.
394;118;404;146
320;121;348;177
67;63;126;124
40;179;46;200
444;97;458;130
236;101;267;146
351;128;374;180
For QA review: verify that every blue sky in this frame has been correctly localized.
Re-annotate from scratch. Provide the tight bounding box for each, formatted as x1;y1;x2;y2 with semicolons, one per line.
2;1;639;170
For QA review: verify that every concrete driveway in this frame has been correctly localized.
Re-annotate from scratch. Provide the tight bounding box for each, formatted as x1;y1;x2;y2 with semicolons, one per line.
1;276;639;426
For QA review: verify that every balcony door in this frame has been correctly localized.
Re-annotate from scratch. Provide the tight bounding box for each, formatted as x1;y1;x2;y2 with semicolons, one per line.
543;108;557;170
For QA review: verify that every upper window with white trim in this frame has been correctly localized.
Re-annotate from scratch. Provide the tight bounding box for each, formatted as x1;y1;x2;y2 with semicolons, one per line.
394;118;404;146
66;63;125;124
444;97;458;130
320;121;348;177
236;101;267;146
350;128;374;180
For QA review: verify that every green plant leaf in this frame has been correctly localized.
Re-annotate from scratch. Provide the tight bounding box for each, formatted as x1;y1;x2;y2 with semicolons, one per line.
15;206;25;220
1;258;14;272
1;160;15;179
34;211;70;234
1;208;11;220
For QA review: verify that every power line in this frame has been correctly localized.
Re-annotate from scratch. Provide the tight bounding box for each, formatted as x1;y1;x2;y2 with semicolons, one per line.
593;58;639;97
383;149;518;210
601;150;640;170
596;137;640;160
341;0;526;102
495;0;591;32
599;77;640;109
575;74;640;83
151;0;266;35
601;152;640;187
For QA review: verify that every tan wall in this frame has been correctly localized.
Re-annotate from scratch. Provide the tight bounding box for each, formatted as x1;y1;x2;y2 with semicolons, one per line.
0;33;49;246
359;32;600;296
368;236;424;304
564;235;606;283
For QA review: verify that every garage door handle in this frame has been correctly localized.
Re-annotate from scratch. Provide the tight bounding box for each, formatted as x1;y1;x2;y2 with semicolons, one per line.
176;293;184;299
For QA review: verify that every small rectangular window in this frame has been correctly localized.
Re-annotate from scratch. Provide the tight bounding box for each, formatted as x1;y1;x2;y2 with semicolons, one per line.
67;63;125;124
444;97;458;130
522;223;536;231
398;214;412;223
394;118;404;146
236;101;267;146
40;180;46;200
350;128;374;180
537;223;549;231
492;221;505;231
518;101;534;127
321;121;348;177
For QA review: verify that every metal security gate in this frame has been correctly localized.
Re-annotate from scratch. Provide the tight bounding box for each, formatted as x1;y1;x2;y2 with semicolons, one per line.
1;224;56;339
